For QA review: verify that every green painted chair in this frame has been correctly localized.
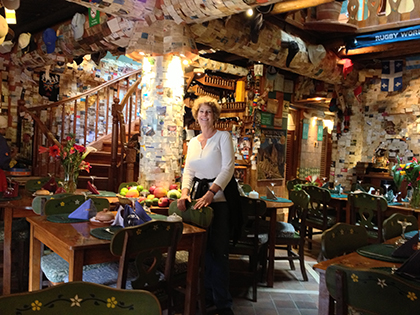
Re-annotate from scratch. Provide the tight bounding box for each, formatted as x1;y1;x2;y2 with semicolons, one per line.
302;186;335;249
271;189;310;281
25;177;60;193
44;195;110;215
326;264;420;315
229;196;268;302
286;178;308;192
0;281;161;314
321;223;369;260
382;213;419;241
348;192;388;243
109;221;183;313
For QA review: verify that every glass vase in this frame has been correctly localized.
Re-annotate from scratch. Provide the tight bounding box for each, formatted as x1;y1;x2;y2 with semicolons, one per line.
409;186;420;209
63;164;79;194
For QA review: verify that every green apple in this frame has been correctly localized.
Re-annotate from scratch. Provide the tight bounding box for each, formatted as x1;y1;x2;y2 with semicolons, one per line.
136;185;144;192
152;197;159;206
120;187;129;196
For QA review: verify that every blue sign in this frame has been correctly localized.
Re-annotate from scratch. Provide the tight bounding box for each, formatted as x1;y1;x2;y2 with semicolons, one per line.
347;25;420;50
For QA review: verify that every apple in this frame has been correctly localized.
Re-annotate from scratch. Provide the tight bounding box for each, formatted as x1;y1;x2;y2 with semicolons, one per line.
167;189;182;199
138;197;146;203
158;197;169;207
136;185;144;192
147;194;155;200
154;187;168;198
169;184;178;190
152;197;159;206
145;199;153;207
120;187;129;196
149;185;156;194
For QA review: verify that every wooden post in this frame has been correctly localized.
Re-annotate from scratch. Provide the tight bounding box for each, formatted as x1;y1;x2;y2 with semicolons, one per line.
109;97;120;191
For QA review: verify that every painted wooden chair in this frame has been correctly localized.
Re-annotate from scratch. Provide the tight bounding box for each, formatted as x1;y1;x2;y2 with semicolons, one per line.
66;221;183;313
229;196;268;302
382;212;419;241
168;200;213;313
348;192;388;243
270;189;310;281
326;264;420;315
0;281;161;314
25;177;59;193
321;223;369;260
286;178;308;192
302;186;336;249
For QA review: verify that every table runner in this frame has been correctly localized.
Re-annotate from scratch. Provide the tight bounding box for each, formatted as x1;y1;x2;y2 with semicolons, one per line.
356;244;407;263
46;214;88;223
260;196;292;203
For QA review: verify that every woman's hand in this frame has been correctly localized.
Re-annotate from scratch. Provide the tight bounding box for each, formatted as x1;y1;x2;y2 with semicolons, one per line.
177;195;191;211
194;191;214;209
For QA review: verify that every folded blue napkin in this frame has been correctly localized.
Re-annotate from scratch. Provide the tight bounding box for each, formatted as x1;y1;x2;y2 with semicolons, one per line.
68;198;97;220
112;201;152;227
321;182;329;189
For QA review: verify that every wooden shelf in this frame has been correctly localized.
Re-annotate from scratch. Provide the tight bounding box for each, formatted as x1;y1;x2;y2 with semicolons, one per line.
221;102;246;112
196;74;235;90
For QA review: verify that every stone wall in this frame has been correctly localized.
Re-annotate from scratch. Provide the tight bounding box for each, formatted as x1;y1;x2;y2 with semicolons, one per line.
331;67;420;188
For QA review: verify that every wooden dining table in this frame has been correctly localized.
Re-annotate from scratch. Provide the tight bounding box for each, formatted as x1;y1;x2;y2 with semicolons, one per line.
313;237;402;315
27;215;206;315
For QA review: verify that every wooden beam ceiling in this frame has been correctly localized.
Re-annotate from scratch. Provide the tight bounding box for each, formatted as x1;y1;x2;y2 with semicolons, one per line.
270;0;334;15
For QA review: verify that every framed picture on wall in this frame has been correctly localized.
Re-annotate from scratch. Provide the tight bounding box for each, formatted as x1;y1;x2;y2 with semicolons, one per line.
234;166;247;184
257;128;286;181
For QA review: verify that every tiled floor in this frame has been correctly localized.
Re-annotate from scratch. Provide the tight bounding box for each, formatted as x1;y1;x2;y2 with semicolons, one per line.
227;243;321;315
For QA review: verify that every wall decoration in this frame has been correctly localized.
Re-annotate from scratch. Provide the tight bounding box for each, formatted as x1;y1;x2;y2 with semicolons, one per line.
257;129;286;181
234;166;247;184
317;124;323;141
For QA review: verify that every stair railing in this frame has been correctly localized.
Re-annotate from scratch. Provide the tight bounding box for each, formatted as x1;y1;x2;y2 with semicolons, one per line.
19;68;142;189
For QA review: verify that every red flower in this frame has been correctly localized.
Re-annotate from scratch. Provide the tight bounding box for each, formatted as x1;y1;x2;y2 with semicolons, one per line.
38;146;49;154
79;161;91;173
69;147;75;154
49;145;60;157
413;157;418;163
74;144;86;153
66;136;72;141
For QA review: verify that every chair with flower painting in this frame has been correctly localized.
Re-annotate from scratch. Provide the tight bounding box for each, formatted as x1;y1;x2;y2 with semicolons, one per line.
326;264;420;315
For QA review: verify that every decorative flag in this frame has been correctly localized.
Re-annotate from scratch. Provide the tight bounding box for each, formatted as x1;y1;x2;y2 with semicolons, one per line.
353;85;362;102
381;60;403;92
406;55;420;70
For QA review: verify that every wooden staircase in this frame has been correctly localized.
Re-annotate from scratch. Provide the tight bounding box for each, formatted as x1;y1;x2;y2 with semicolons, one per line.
20;68;142;192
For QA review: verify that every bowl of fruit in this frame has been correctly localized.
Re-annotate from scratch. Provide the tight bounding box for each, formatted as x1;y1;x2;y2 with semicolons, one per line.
117;183;144;205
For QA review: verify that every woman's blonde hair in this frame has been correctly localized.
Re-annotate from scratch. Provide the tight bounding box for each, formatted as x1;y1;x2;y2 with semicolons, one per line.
191;96;221;122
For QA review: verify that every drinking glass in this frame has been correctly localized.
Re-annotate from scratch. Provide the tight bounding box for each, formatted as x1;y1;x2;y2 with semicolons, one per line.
395;220;412;244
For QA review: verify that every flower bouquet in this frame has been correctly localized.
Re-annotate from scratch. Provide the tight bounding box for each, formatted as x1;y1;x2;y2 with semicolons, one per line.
391;157;420;208
39;134;96;193
293;175;322;191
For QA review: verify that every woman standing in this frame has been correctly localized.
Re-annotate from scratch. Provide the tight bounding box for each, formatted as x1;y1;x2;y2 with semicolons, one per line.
177;96;235;315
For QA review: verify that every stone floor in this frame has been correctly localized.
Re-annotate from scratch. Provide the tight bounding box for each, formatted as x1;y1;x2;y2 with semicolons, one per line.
226;245;321;315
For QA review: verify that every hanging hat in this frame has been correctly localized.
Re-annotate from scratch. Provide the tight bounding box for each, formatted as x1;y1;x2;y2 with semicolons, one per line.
42;28;57;54
18;32;36;54
2;0;20;10
71;13;86;40
0;115;7;128
0;15;8;45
